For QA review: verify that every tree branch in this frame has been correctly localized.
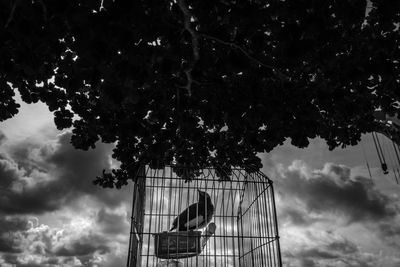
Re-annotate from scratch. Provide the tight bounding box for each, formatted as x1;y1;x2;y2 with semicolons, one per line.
200;33;289;81
177;0;200;97
37;0;47;21
4;0;20;28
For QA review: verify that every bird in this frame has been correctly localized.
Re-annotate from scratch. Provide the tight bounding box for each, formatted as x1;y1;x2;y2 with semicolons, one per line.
169;189;214;231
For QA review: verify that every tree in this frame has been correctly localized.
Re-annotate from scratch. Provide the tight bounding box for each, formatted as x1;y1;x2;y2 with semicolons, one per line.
0;0;399;187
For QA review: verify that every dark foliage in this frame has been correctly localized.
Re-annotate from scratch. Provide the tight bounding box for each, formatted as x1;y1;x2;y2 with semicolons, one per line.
0;0;399;187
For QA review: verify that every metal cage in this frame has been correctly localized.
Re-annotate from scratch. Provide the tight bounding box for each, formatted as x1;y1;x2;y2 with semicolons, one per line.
127;165;282;267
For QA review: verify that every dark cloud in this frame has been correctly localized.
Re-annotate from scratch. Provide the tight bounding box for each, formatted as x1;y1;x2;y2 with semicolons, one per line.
0;153;23;189
0;216;28;233
0;184;67;214
0;215;116;266
379;222;400;237
277;162;400;266
99;254;126;267
96;208;130;235
1;256;62;267
0;143;67;214
326;163;351;181
46;257;62;265
0;152;69;213
277;162;395;223
327;240;358;255
55;234;110;257
0;132;131;264
298;248;337;260
1;253;18;265
296;239;359;262
280;207;314;225
7;141;44;174
0;238;22;253
47;133;130;207
0;216;29;253
15;264;45;267
300;258;316;267
0;132;131;214
376;221;400;247
283;236;374;267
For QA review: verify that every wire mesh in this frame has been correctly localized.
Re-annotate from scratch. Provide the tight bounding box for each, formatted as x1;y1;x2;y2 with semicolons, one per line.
127;165;282;267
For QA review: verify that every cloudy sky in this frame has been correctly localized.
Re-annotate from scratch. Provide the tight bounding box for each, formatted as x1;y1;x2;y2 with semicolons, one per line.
0;97;399;267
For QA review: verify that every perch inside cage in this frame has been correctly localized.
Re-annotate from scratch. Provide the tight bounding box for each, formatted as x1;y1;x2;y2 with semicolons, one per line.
153;231;202;259
153;222;217;259
127;165;282;267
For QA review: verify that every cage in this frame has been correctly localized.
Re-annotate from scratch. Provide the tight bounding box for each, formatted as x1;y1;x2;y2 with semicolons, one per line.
127;164;282;267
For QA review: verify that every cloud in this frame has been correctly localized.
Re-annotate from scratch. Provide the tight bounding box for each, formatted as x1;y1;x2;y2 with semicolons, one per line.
0;132;132;215
374;219;400;248
297;248;337;260
276;161;395;224
275;160;400;267
1;127;398;266
0;216;31;254
327;240;358;255
0;130;133;265
0;216;29;233
47;132;130;207
0;213;129;267
295;239;359;261
299;258;316;267
281;229;375;267
54;234;110;257
279;207;315;226
378;222;400;238
96;207;130;235
0;152;68;214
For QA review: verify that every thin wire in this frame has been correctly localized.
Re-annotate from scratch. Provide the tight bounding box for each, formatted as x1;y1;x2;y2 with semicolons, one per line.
372;133;384;165
375;132;388;166
361;138;373;180
384;134;397;180
384;137;400;184
372;132;388;174
393;140;400;166
378;133;390;174
397;169;400;185
390;141;400;185
393;168;399;184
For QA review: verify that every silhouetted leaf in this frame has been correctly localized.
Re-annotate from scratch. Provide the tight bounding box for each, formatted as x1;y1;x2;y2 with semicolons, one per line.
0;0;399;187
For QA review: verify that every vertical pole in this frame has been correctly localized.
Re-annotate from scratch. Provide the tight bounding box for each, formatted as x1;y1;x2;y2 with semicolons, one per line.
269;181;282;267
249;182;255;267
127;181;137;267
265;182;275;267
229;179;237;267
392;141;400;166
254;176;265;267
138;167;146;266
237;180;247;265
127;165;146;267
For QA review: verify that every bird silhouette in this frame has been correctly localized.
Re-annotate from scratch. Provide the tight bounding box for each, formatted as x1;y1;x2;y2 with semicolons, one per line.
169;190;214;231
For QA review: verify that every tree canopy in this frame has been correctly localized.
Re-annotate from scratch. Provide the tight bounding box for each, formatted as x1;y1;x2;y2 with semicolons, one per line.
0;0;399;187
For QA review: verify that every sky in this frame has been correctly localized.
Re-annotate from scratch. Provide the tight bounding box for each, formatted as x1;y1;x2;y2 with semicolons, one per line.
0;98;399;267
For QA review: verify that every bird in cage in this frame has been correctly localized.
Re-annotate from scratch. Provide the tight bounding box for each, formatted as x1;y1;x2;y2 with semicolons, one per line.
169;189;214;231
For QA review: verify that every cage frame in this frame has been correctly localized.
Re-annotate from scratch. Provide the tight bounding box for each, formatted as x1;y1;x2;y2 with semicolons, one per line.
127;164;282;267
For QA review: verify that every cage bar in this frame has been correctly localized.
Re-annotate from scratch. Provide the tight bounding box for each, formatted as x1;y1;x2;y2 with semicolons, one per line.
127;165;282;267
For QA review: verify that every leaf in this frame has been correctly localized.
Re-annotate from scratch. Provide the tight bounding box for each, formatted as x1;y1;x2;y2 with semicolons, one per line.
0;0;398;187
